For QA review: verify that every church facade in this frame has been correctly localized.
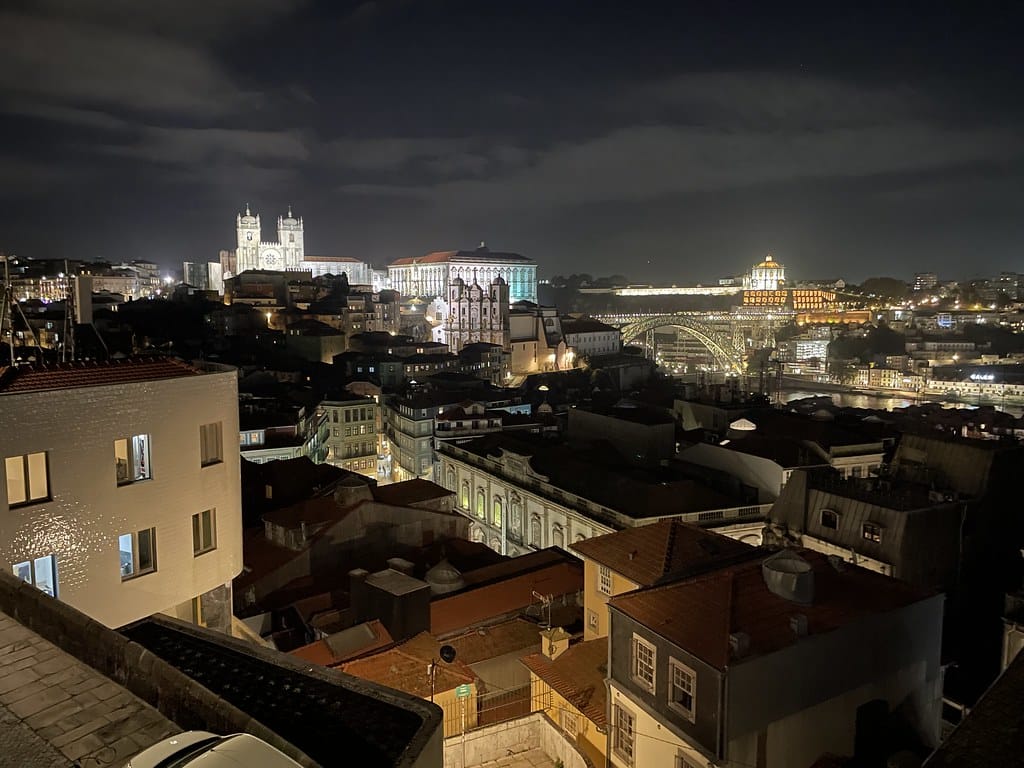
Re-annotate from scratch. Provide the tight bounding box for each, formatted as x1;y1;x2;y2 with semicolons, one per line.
233;205;305;275
444;275;510;352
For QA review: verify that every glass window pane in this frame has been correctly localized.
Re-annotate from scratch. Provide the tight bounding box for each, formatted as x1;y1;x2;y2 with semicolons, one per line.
33;556;55;597
137;529;154;571
5;456;26;505
202;511;213;548
13;561;31;584
27;453;48;500
192;513;201;552
115;439;130;484
132;435;150;481
119;533;134;577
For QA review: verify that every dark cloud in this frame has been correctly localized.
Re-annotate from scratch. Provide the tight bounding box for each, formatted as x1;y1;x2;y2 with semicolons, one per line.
1;1;1023;280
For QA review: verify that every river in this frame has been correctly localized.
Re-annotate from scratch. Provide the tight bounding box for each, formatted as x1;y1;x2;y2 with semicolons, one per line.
779;389;1024;418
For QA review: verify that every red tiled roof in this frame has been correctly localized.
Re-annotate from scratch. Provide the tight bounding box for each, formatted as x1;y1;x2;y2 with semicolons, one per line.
569;520;756;587
389;251;459;266
340;631;476;697
0;357;203;393
522;639;608;727
609;549;930;670
291;619;394;666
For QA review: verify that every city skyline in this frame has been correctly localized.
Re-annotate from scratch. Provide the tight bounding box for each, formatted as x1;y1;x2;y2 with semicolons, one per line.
1;2;1023;281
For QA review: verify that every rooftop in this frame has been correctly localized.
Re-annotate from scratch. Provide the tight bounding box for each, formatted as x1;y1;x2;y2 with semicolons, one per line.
521;639;608;727
123;616;439;768
569;520;758;587
390;247;533;267
291;619;394;667
609;549;930;670
371;478;454;507
0;357;204;394
923;648;1024;766
341;633;476;698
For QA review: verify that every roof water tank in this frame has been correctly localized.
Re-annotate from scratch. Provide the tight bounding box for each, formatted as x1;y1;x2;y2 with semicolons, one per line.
762;550;815;604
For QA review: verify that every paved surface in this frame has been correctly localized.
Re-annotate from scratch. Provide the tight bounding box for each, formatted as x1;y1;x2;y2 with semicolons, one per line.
476;748;556;768
0;611;180;767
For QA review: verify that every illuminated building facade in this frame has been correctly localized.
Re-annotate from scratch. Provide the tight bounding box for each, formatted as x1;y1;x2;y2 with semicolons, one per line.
233;205;305;275
743;254;786;291
443;275;509;353
0;359;242;631
389;244;537;302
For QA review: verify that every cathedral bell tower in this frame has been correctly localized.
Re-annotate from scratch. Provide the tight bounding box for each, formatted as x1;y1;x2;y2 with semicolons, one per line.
236;204;261;273
277;205;304;270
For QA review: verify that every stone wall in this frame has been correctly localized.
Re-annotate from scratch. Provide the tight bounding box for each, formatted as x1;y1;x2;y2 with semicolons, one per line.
442;711;593;768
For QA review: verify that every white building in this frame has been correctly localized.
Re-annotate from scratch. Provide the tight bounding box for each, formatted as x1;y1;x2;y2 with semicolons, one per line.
443;275;509;353
233;205;306;275
0;358;243;631
744;254;786;291
388;244;537;303
561;317;622;360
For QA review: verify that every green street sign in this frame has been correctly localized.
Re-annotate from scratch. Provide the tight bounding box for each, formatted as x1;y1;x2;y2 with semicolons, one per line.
455;684;472;699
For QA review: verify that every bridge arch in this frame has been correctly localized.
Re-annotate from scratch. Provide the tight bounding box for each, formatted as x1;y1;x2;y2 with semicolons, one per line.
618;315;746;372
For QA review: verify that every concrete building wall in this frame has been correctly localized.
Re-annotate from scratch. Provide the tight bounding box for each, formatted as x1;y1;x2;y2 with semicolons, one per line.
530;673;606;768
0;370;243;628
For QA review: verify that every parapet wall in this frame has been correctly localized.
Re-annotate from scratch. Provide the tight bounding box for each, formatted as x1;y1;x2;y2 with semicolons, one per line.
0;571;319;767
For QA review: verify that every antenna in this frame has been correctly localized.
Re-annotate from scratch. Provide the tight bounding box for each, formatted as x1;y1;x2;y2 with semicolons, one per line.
531;591;552;630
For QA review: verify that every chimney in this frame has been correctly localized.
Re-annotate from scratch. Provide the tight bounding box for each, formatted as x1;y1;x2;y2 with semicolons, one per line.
540;627;571;660
729;632;750;659
349;568;369;625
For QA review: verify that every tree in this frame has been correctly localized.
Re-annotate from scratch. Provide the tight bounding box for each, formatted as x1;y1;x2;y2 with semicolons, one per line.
857;277;910;300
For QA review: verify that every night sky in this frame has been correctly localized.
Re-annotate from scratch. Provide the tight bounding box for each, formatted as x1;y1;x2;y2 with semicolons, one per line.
1;1;1022;283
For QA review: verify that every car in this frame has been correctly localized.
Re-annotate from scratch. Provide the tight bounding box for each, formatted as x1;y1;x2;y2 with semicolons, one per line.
124;731;303;767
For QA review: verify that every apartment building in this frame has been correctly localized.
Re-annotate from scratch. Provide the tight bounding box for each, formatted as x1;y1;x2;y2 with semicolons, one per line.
0;358;242;630
322;397;380;478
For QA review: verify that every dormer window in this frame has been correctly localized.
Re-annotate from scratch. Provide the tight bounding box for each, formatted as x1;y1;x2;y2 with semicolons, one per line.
863;522;883;543
820;509;839;530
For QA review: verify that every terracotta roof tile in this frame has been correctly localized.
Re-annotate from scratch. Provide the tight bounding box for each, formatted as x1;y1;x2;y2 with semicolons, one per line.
609;549;930;670
371;479;455;507
340;631;476;697
521;638;608;727
569;520;757;586
0;357;203;393
291;620;394;666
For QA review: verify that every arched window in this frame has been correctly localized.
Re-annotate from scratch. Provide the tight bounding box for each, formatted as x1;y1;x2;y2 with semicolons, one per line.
460;481;470;510
552;525;564;549
492;497;503;527
476;489;486;519
471;526;486;543
446;466;457;491
574;533;586;544
530;517;542;547
510;495;523;536
490;537;502;554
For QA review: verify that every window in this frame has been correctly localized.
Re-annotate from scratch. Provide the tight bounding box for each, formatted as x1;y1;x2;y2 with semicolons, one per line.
192;509;216;555
5;452;49;507
13;555;57;597
114;434;151;485
476;489;486;519
863;522;883;543
119;528;157;579
675;754;701;768
561;709;579;737
851;465;863;478
820;509;839;530
492;497;503;527
599;565;613;595
530;517;542;547
587;609;599;630
632;634;656;693
669;658;696;722
613;704;636;766
200;422;223;466
460;482;470;509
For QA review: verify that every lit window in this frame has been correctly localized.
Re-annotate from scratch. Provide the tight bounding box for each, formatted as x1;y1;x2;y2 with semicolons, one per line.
192;509;216;555
5;452;49;507
476;489;486;519
863;522;883;543
13;555;57;597
200;422;223;466
492;497;503;527
613;704;636;766
114;434;151;485
119;528;157;579
820;509;839;530
632;634;656;692
669;658;696;722
599;565;613;595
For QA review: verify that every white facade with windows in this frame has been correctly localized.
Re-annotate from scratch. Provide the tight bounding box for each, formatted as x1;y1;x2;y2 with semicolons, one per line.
232;204;305;275
0;360;242;629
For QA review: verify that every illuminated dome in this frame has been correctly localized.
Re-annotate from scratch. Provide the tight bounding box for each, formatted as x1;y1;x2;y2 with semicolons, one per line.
745;253;786;291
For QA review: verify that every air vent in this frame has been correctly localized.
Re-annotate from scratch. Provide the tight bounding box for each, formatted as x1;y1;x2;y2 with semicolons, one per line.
762;550;815;604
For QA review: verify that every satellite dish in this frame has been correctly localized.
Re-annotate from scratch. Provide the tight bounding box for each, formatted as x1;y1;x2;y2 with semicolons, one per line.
439;644;457;664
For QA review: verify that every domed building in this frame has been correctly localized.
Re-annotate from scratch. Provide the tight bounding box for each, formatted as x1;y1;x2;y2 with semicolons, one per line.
744;254;786;291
